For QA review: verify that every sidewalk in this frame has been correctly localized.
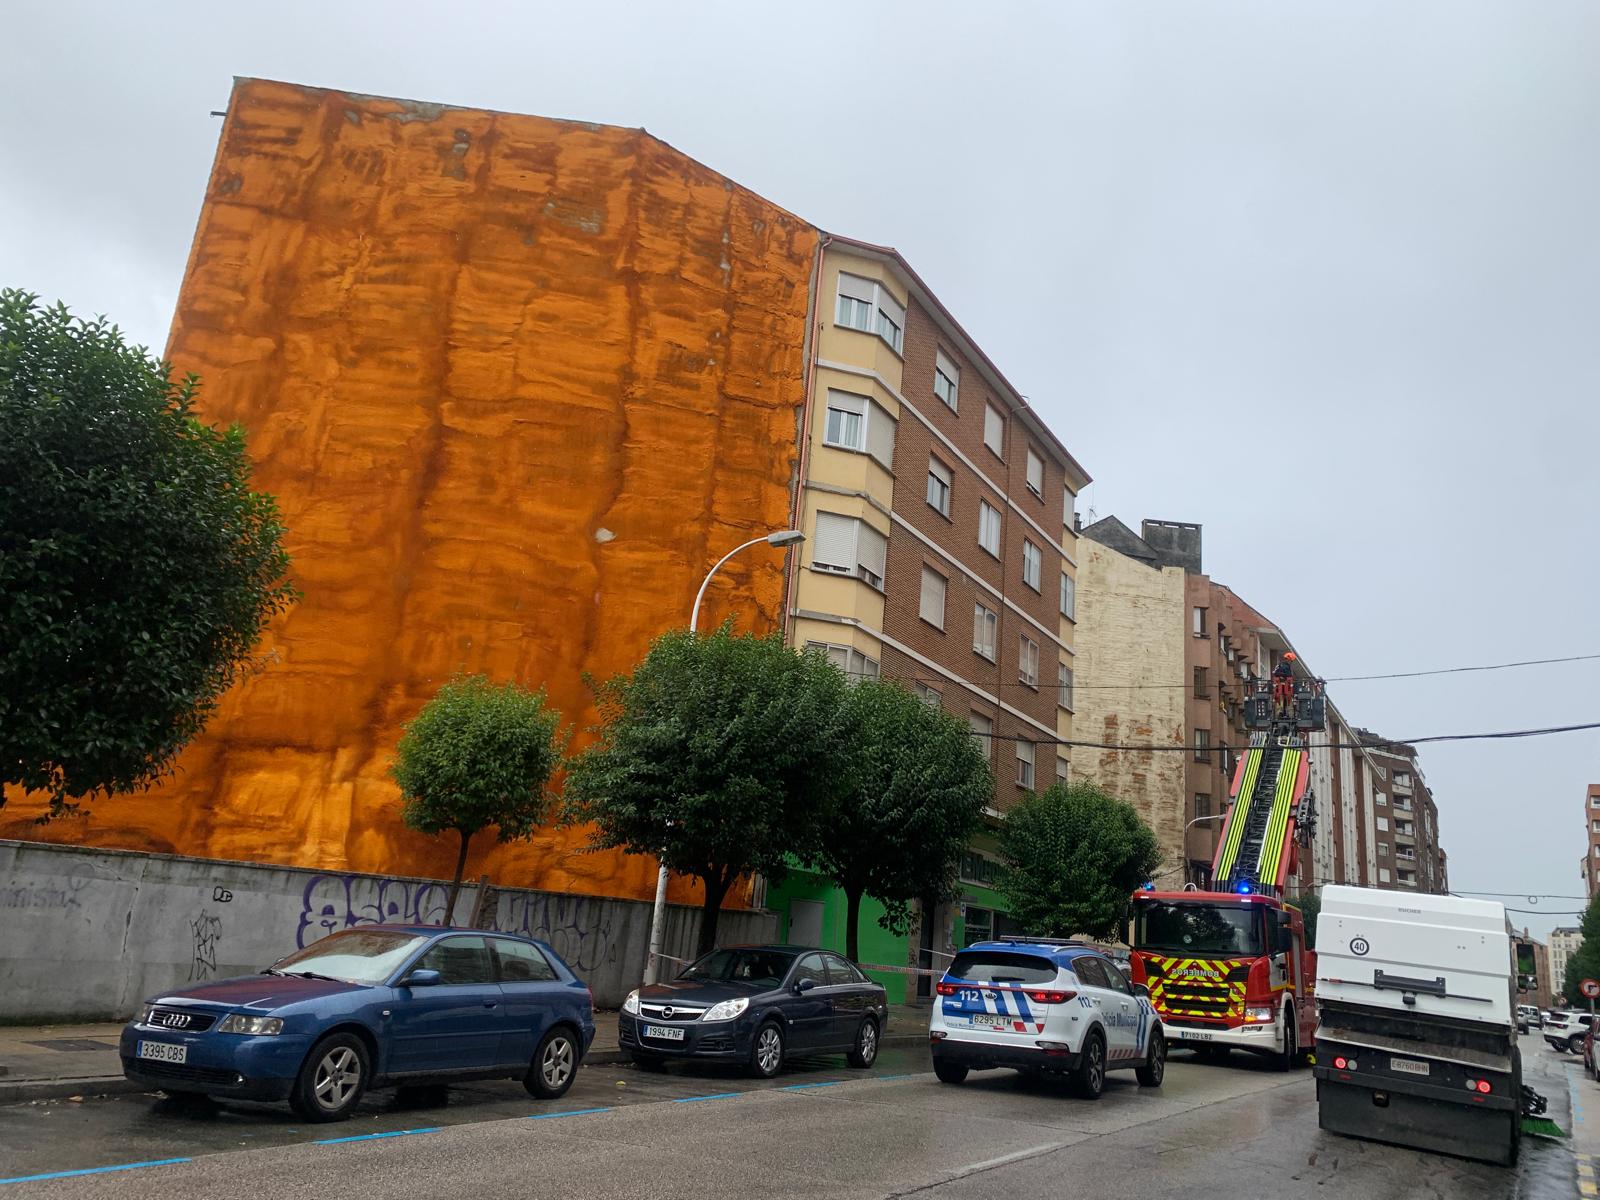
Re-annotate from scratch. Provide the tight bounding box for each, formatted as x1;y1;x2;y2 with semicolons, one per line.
0;1003;932;1104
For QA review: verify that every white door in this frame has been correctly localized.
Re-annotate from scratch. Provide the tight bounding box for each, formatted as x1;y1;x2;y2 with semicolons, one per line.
1077;956;1140;1062
788;899;824;947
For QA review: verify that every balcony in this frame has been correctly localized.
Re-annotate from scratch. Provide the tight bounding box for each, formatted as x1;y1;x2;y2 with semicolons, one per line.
1394;826;1416;841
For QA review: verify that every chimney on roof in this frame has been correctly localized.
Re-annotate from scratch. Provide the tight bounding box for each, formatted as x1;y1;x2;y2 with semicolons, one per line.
1140;520;1203;574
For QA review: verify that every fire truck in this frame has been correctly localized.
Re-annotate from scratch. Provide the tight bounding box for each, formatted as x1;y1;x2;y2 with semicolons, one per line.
1128;673;1325;1068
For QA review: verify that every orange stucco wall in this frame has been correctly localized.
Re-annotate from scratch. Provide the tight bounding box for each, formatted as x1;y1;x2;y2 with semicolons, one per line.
0;79;818;904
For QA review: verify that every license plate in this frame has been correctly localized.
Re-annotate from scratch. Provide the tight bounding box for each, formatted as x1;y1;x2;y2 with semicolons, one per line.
970;1014;1008;1029
1178;1030;1215;1042
1390;1057;1429;1076
137;1041;187;1064
643;1025;685;1042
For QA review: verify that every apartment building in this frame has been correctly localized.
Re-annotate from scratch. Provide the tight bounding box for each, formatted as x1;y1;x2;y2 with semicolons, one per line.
1585;784;1600;897
1355;733;1450;895
1551;925;1582;1001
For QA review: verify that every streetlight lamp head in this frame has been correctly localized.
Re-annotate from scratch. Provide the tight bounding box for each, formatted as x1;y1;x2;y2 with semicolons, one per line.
765;529;805;547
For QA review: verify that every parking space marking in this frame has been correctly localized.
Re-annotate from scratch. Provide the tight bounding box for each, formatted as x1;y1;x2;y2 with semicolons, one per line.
313;1126;443;1145
0;1158;192;1187
782;1080;842;1091
673;1093;741;1103
524;1107;611;1120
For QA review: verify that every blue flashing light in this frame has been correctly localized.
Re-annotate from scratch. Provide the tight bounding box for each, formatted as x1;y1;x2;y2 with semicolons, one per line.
1142;881;1156;891
1236;882;1254;895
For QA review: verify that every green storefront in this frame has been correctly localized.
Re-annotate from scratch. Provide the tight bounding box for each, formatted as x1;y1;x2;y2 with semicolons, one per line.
764;836;1015;1005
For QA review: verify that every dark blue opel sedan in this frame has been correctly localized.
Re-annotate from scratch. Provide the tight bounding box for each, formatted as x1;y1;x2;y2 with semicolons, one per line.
619;946;887;1077
120;925;596;1121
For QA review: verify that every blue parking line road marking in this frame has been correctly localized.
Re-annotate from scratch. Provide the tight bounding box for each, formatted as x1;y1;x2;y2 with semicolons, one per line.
782;1080;843;1090
314;1126;443;1145
1;1158;193;1186
673;1092;741;1103
525;1107;612;1120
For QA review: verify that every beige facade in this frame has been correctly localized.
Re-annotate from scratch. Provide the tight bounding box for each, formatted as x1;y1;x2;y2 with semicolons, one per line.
1551;926;1582;1001
1069;535;1188;877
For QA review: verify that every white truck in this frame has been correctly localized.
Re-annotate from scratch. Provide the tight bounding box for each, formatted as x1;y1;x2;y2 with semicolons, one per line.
1312;885;1540;1166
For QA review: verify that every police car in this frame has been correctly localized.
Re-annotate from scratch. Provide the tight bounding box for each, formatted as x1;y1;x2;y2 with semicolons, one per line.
929;938;1165;1099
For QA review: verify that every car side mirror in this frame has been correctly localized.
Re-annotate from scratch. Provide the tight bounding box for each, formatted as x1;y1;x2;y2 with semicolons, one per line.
1133;983;1150;998
402;968;441;988
795;978;816;994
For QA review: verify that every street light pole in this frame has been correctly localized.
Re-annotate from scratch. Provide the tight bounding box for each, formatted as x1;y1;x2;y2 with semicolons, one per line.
642;528;805;985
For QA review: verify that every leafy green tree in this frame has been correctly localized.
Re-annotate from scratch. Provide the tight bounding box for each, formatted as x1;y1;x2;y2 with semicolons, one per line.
996;780;1162;940
392;675;565;924
1561;892;1600;1005
1294;892;1321;945
812;679;992;962
0;290;294;816
563;627;851;955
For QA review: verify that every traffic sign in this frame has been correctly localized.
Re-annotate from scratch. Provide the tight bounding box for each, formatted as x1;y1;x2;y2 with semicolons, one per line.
1580;979;1600;999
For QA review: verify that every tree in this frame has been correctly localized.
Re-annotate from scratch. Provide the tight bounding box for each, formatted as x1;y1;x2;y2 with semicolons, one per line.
996;780;1162;941
1294;891;1321;945
0;290;294;816
391;675;565;924
563;627;851;956
1561;892;1600;1004
811;679;991;962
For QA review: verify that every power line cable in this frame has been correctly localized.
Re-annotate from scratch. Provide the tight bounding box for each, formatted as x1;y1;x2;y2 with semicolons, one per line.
971;719;1600;752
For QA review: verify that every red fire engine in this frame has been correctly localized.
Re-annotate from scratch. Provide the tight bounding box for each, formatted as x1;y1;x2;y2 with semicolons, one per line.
1128;671;1325;1068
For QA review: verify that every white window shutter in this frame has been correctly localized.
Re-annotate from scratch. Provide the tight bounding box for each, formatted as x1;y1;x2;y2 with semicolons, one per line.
837;272;876;302
812;512;856;571
866;400;896;470
1026;449;1043;494
827;388;867;416
856;521;887;581
920;568;946;627
984;405;1004;455
877;286;906;330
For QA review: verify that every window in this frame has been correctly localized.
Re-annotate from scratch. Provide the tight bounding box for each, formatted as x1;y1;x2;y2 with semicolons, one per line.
1395;771;1412;787
1376;816;1389;832
1375;792;1387;806
969;711;993;759
1098;957;1134;995
973;603;998;660
934;349;959;409
1591;795;1600;809
810;641;880;681
1379;842;1389;856
823;953;868;985
1193;728;1210;762
1194;666;1209;699
915;682;941;708
1057;663;1073;711
1056;756;1069;783
983;404;1004;457
1025;448;1044;497
1018;635;1039;688
1193;606;1208;637
1397;870;1416;886
1060;572;1075;619
1064;490;1075;530
416;936;496;985
793;952;828;989
1073;956;1109;989
926;457;952;517
1378;868;1392;884
835;272;904;354
1593;844;1600;859
919;567;947;629
1022;539;1041;590
812;512;887;589
493;938;558;982
978;500;1001;557
1196;794;1211;818
822;389;895;469
1016;739;1035;789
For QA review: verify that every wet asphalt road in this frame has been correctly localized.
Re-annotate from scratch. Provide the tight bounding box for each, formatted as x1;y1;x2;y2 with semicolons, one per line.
0;1038;1578;1197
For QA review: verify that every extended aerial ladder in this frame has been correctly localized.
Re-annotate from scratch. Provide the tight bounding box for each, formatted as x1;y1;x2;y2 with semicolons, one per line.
1210;677;1326;897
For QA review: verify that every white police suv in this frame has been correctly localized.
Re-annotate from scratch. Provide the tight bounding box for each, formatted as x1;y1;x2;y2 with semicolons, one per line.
929;938;1165;1099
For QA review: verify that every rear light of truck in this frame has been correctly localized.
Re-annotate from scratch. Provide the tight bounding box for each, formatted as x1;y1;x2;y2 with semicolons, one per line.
1465;1079;1492;1094
1026;990;1077;1004
1333;1055;1358;1070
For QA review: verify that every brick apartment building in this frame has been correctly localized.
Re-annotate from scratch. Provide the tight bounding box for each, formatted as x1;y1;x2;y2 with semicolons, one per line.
1073;517;1436;896
1584;784;1600;897
1355;733;1450;894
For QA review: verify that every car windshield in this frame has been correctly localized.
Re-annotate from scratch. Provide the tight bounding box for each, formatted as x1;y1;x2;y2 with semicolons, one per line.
946;951;1057;985
271;930;430;985
678;949;795;988
1134;901;1264;956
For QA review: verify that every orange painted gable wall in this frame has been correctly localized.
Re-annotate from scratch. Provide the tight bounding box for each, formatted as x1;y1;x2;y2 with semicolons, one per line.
1;79;818;903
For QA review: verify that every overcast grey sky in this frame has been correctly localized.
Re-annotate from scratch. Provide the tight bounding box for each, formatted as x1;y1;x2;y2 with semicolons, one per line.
4;2;1596;938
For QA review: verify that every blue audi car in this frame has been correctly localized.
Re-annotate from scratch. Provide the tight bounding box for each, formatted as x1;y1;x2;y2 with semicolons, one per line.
120;925;596;1121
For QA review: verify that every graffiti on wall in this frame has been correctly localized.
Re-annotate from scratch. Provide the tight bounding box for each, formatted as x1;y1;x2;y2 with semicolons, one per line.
295;874;451;948
486;891;618;975
0;878;90;911
189;911;223;980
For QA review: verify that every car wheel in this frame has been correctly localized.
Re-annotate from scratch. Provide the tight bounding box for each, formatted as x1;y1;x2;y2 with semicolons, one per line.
846;1018;879;1069
290;1033;369;1123
749;1022;785;1079
630;1052;667;1072
1072;1032;1106;1100
933;1058;968;1085
1276;1008;1298;1072
1571;1034;1587;1056
1136;1029;1166;1088
525;1027;579;1099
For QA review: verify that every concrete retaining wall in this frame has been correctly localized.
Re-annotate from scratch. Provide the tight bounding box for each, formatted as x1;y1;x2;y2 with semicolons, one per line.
0;840;777;1020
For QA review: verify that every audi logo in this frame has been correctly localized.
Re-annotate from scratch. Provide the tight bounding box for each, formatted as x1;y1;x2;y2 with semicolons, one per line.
155;1012;190;1028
